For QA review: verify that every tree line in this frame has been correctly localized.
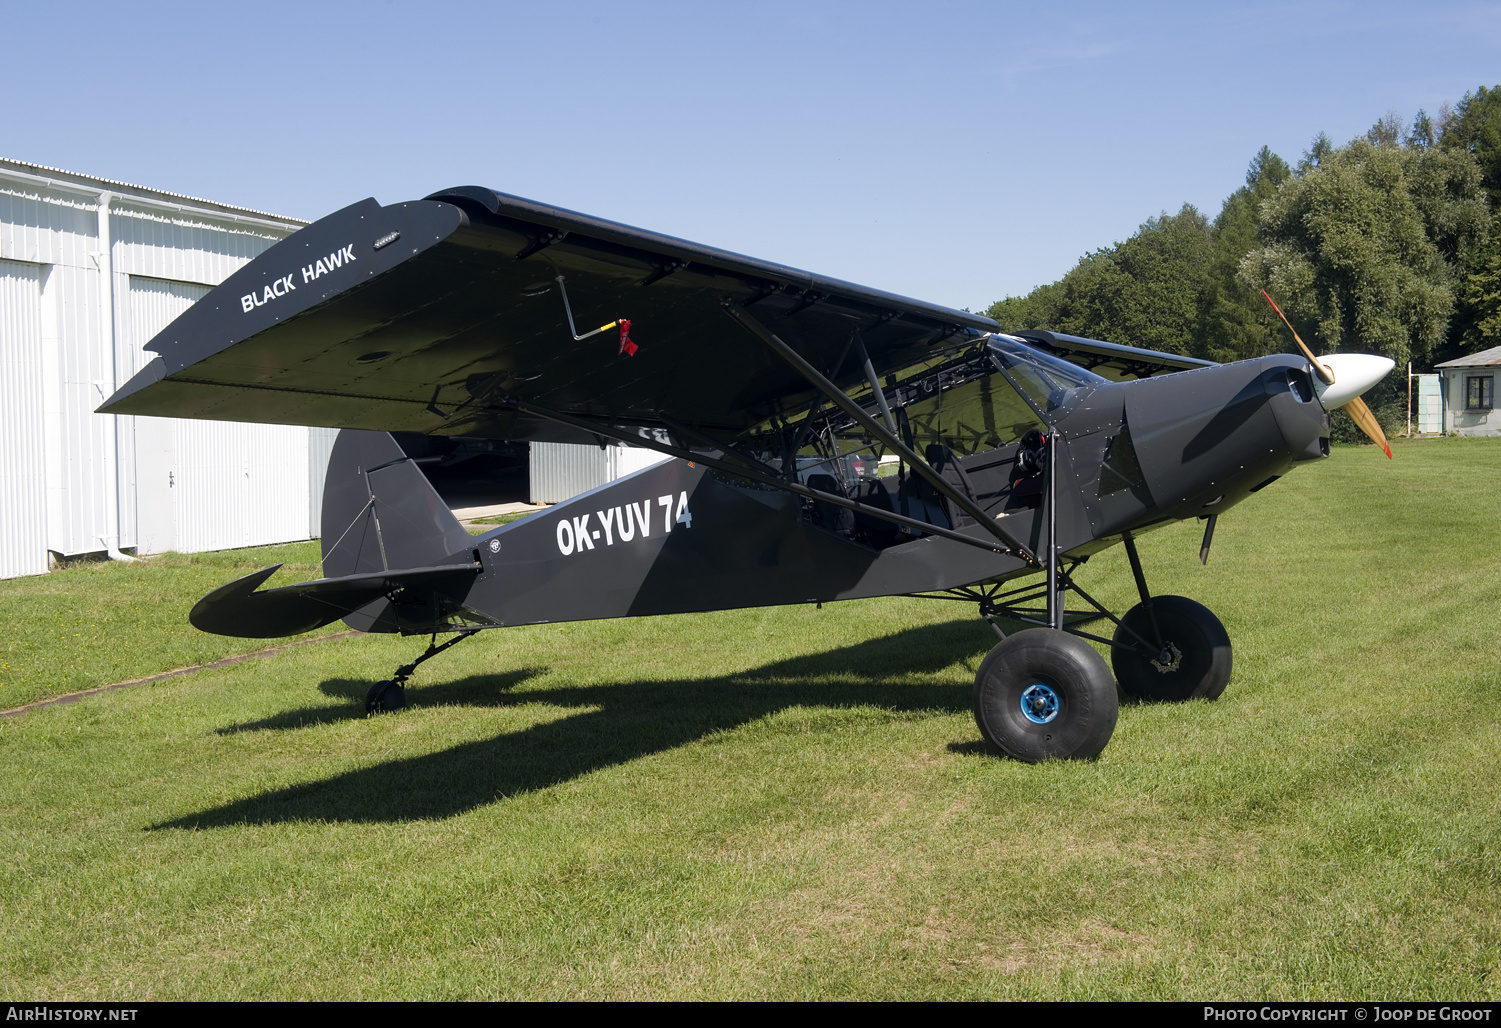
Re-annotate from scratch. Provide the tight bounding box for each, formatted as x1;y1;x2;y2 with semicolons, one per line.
986;86;1501;436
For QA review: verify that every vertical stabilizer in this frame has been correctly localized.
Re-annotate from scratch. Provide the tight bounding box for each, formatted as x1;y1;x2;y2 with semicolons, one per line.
320;430;474;577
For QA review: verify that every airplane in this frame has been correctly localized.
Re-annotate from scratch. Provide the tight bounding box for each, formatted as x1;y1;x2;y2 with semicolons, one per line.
98;186;1395;762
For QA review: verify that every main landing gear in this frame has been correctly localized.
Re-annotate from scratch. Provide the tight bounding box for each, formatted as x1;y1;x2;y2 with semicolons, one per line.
364;629;479;714
931;535;1234;762
1111;595;1231;703
973;630;1117;762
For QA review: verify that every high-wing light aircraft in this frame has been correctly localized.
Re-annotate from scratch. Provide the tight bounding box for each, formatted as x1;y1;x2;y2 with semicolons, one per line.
99;187;1394;762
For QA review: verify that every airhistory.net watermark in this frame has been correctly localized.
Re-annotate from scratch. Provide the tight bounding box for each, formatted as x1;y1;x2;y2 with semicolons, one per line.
5;1009;137;1022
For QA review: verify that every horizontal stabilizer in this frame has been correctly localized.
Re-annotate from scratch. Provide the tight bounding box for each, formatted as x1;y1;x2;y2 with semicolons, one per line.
188;563;483;638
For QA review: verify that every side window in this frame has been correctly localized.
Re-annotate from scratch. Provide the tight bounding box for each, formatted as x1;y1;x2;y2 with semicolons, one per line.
1467;376;1494;411
903;374;1045;457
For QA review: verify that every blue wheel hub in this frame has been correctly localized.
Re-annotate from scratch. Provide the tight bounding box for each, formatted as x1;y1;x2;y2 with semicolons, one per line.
1019;682;1060;724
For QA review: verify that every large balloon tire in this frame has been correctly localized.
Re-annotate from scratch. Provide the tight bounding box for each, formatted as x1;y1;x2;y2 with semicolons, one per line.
1110;596;1232;703
973;629;1119;762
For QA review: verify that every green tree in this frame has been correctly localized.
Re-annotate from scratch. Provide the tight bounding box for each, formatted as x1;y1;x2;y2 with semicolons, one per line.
1241;139;1486;369
985;154;1289;363
1440;85;1501;208
1444;236;1501;361
1403;141;1490;264
1366;111;1403;146
1434;86;1501;361
1049;204;1217;356
1200;147;1292;362
982;101;1496;382
1241;138;1489;436
1300;132;1334;172
985;280;1063;334
1407;110;1435;150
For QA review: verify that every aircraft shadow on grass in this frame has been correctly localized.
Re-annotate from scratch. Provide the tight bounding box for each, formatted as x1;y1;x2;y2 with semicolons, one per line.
152;619;993;829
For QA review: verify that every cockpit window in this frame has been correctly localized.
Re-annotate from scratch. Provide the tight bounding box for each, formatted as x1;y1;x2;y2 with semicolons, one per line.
892;337;1106;458
989;336;1106;413
904;372;1046;457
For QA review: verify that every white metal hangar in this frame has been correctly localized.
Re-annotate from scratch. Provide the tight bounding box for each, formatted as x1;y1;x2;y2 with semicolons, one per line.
0;159;328;580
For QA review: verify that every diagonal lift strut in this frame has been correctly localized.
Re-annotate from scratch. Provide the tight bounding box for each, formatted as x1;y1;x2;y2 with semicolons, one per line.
491;395;1019;557
720;301;1038;565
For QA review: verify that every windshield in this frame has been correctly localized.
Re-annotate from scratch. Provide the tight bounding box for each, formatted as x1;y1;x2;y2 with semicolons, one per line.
988;335;1105;413
903;371;1047;457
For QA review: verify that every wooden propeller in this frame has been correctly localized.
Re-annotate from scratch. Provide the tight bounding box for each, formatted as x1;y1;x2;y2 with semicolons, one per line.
1262;290;1392;458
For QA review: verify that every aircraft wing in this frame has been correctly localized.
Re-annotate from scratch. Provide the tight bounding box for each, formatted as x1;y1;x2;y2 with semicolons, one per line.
100;187;998;445
1013;330;1217;381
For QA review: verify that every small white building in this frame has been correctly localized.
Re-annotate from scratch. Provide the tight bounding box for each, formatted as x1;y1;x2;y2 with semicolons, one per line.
1435;345;1501;438
1407;373;1442;435
0;159;332;580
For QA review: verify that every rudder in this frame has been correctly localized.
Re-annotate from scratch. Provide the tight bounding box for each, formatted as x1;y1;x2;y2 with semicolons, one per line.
321;430;474;578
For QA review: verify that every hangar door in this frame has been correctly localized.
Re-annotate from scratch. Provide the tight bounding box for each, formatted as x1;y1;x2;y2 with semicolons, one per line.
124;277;310;554
0;259;47;577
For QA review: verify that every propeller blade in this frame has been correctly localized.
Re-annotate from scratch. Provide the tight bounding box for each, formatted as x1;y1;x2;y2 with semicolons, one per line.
1261;289;1335;385
1262;290;1393;458
1341;395;1393;459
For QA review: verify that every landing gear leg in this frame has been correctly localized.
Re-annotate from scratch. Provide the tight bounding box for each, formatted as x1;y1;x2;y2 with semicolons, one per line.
972;442;1118;761
365;630;479;715
948;533;1234;754
1111;535;1232;702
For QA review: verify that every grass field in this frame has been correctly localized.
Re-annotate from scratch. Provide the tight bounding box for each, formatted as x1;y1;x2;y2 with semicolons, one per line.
0;437;1498;1000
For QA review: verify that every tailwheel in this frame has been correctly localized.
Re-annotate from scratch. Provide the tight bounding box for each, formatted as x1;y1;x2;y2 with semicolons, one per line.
973;629;1119;762
360;630;480;715
365;679;407;714
1110;595;1232;703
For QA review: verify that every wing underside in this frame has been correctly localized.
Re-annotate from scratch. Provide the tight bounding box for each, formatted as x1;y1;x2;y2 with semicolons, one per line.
100;187;999;445
1014;330;1217;380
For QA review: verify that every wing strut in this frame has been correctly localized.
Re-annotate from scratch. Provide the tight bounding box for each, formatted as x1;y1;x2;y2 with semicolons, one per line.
720;302;1039;566
856;331;898;434
493;395;1021;558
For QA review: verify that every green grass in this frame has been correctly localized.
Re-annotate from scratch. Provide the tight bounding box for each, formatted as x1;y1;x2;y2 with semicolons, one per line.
0;543;338;710
465;510;539;536
0;436;1498;999
466;511;539;527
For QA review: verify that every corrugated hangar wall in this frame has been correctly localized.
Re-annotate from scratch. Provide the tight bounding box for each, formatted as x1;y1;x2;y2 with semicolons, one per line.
529;442;670;505
0;160;328;579
0;161;660;581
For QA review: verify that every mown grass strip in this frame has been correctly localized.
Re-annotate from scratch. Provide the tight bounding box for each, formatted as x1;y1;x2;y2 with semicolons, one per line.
0;542;336;709
0;631;359;720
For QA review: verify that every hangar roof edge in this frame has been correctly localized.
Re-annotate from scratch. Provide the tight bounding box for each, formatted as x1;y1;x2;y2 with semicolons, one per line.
0;158;307;228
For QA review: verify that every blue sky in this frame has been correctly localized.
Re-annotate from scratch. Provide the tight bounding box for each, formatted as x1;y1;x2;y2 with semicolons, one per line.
6;1;1499;311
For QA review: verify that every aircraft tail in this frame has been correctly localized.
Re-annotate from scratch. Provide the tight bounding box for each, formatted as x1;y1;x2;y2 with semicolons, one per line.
182;432;482;638
321;430;475;578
